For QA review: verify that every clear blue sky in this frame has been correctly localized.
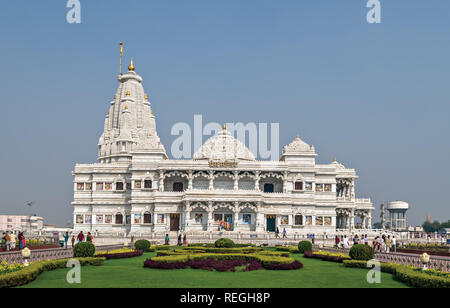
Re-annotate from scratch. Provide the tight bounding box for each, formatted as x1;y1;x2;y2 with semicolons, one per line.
0;0;449;226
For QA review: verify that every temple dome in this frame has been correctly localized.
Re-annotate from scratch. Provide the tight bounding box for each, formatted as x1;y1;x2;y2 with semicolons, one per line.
193;127;256;161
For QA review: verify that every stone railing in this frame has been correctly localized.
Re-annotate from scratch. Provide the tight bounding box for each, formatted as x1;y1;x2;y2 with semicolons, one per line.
319;247;450;272
0;248;74;264
0;244;124;265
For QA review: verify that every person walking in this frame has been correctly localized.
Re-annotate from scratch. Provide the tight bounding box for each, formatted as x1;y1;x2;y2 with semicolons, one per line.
86;232;93;243
342;235;349;249
177;233;182;246
3;232;11;251
282;228;287;239
183;234;187;246
71;235;75;247
353;235;359;246
9;232;16;251
335;235;340;249
165;234;170;245
391;236;397;252
17;232;24;250
275;227;280;238
77;231;85;243
386;235;391;253
364;234;369;245
64;232;69;248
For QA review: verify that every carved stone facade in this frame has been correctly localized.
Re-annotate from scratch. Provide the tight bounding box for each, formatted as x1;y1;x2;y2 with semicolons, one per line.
72;64;374;236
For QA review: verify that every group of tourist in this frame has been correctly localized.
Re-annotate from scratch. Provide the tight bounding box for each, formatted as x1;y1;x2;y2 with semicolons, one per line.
1;231;27;251
74;231;94;247
275;227;288;239
373;235;397;253
175;233;188;246
334;234;397;253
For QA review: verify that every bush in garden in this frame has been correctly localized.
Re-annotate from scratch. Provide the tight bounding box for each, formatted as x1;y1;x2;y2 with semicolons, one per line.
134;239;151;251
214;238;235;248
73;242;96;258
349;244;374;261
298;241;313;253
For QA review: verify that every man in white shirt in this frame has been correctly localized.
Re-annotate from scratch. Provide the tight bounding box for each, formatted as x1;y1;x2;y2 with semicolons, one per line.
391;236;396;252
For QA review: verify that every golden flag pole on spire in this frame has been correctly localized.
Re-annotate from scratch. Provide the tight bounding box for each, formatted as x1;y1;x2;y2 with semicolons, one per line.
119;42;124;75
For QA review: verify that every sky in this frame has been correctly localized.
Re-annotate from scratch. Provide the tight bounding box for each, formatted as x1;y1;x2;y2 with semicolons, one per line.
0;0;449;227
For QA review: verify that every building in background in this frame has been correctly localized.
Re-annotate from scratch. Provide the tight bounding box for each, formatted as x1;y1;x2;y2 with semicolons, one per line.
0;215;44;233
381;201;409;231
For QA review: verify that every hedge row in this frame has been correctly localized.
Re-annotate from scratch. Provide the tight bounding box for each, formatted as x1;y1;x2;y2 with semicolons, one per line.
146;254;302;271
0;257;105;288
276;246;300;253
343;260;450;288
95;250;143;260
157;250;288;258
183;246;263;254
149;253;296;267
188;243;256;248
304;251;351;263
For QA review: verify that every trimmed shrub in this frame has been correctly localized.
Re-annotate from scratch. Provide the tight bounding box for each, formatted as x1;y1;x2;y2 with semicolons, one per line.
0;257;104;288
155;245;171;250
349;244;374;261
343;260;450;288
95;250;143;260
73;242;96;258
303;250;351;263
214;238;234;248
298;241;312;253
134;240;151;251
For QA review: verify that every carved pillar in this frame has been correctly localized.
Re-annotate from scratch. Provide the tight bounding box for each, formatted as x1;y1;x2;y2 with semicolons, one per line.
159;170;165;192
187;170;193;190
255;171;260;191
282;171;288;193
207;201;213;231
233;201;240;231
255;201;264;232
350;210;355;230
233;171;239;191
184;201;191;231
208;171;214;190
368;213;372;230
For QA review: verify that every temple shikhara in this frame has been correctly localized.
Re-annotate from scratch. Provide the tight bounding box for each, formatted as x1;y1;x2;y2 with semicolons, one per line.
72;58;374;238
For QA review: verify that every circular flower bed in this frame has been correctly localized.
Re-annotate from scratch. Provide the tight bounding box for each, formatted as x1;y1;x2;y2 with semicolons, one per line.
144;247;303;272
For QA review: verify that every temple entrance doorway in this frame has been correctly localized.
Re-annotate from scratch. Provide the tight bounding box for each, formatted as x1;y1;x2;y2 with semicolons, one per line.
170;214;180;231
266;215;276;232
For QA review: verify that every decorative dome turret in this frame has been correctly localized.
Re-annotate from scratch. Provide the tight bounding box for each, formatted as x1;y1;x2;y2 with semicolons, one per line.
193;125;256;161
280;135;316;162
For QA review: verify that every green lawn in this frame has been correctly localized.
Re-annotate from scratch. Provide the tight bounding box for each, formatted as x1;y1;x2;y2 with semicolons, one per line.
20;251;409;288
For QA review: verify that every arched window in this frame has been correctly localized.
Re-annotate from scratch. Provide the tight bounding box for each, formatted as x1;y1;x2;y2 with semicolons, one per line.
263;183;274;193
144;212;152;224
173;182;184;192
295;215;303;225
144;180;152;189
116;182;124;191
115;213;123;225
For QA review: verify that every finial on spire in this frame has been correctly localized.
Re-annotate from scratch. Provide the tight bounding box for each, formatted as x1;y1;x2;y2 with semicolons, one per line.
333;158;337;163
119;42;124;75
128;57;135;71
222;123;227;131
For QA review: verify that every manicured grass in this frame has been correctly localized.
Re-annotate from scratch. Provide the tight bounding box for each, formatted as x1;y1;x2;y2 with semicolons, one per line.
20;251;409;288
